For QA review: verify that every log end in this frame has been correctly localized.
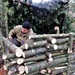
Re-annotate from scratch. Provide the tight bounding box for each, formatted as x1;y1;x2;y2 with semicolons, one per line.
51;38;56;44
17;58;24;65
25;43;28;50
15;48;23;57
18;66;25;74
25;66;28;74
54;45;58;50
2;54;7;60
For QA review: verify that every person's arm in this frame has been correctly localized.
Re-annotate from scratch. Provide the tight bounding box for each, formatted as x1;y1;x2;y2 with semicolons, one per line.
8;27;16;39
20;29;36;50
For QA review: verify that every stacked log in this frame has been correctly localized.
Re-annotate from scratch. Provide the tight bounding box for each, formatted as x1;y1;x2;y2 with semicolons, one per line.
2;33;75;75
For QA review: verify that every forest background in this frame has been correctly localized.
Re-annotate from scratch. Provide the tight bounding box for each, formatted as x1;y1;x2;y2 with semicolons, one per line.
0;0;75;37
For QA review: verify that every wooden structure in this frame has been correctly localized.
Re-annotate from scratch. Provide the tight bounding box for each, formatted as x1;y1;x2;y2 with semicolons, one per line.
0;32;75;75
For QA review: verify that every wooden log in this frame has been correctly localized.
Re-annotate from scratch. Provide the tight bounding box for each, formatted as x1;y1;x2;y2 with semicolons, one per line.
53;66;67;74
71;71;75;75
4;54;46;69
52;54;67;59
7;53;68;67
2;53;15;60
24;54;75;74
20;40;47;50
23;63;75;75
71;73;75;75
3;53;68;70
67;33;73;75
46;44;68;50
3;37;17;53
18;66;25;74
54;63;75;75
4;61;16;70
0;27;4;53
24;71;39;75
29;33;75;39
47;37;69;44
3;45;67;60
3;37;23;57
21;37;68;50
22;48;47;58
17;55;46;65
19;44;68;58
50;52;67;57
3;53;68;69
29;34;69;39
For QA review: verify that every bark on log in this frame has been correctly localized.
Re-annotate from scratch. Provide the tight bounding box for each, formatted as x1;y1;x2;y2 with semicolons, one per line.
2;53;15;60
22;48;47;58
47;37;69;44
3;53;67;68
3;37;23;57
29;33;75;39
29;34;69;39
20;40;47;50
3;37;18;53
2;45;67;59
4;55;46;68
48;52;67;58
53;64;75;74
19;44;68;58
46;44;68;50
23;64;75;75
4;61;16;69
18;66;25;74
17;55;46;65
24;53;75;74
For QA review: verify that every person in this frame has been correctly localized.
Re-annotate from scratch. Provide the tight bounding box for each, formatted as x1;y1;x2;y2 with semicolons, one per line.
8;21;35;47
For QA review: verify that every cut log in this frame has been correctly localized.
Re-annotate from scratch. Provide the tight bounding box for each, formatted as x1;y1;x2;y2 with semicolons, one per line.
3;37;23;57
17;55;46;65
2;53;15;60
29;33;75;39
24;53;75;74
20;40;47;50
19;44;68;58
18;66;25;74
47;37;69;44
46;44;68;50
18;48;47;58
4;61;16;70
3;37;18;53
54;64;75;74
4;55;46;68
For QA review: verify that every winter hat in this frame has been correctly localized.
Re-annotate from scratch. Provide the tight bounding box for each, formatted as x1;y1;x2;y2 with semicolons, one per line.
22;21;31;29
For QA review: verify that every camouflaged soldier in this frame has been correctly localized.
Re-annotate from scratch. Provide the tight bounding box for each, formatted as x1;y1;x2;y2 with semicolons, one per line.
8;21;35;47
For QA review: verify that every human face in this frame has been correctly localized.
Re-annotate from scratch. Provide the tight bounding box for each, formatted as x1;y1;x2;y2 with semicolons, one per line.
21;27;29;34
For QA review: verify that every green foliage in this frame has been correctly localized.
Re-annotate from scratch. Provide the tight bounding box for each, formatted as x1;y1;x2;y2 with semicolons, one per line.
5;0;70;34
68;0;75;32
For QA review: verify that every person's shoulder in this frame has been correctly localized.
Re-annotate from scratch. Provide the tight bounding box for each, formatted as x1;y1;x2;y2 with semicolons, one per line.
14;25;22;29
29;28;36;35
30;28;33;32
